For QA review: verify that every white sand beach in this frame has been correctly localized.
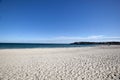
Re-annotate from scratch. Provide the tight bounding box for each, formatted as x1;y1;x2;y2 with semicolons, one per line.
0;45;120;80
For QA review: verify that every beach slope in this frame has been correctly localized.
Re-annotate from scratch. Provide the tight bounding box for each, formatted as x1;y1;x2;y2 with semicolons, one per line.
0;45;120;80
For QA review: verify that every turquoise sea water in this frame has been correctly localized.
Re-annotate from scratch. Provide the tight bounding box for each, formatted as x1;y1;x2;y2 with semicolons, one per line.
0;43;97;49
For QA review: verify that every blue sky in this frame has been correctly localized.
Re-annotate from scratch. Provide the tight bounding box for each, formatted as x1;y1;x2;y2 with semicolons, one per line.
0;0;120;43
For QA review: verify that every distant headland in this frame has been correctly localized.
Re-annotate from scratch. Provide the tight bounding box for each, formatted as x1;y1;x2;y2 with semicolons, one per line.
70;41;120;45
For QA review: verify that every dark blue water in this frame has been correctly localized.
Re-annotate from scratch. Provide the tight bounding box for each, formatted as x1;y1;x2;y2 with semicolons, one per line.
0;43;97;49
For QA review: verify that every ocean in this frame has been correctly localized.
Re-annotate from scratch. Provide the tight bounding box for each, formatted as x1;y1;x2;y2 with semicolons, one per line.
0;43;96;49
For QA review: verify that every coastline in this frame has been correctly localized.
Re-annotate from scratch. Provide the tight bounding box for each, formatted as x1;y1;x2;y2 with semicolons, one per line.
0;43;97;49
0;45;120;80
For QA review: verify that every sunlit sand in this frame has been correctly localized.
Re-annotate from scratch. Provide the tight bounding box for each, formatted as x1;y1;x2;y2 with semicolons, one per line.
0;45;120;80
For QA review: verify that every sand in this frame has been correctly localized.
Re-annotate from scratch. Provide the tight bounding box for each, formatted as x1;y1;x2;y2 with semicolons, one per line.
0;45;120;80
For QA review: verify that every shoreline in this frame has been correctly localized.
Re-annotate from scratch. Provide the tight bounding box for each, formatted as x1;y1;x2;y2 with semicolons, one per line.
0;44;119;50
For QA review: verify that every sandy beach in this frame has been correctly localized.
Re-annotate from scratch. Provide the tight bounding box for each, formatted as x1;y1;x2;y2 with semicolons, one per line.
0;45;120;80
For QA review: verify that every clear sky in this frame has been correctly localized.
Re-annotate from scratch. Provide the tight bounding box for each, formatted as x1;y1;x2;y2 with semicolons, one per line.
0;0;120;43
